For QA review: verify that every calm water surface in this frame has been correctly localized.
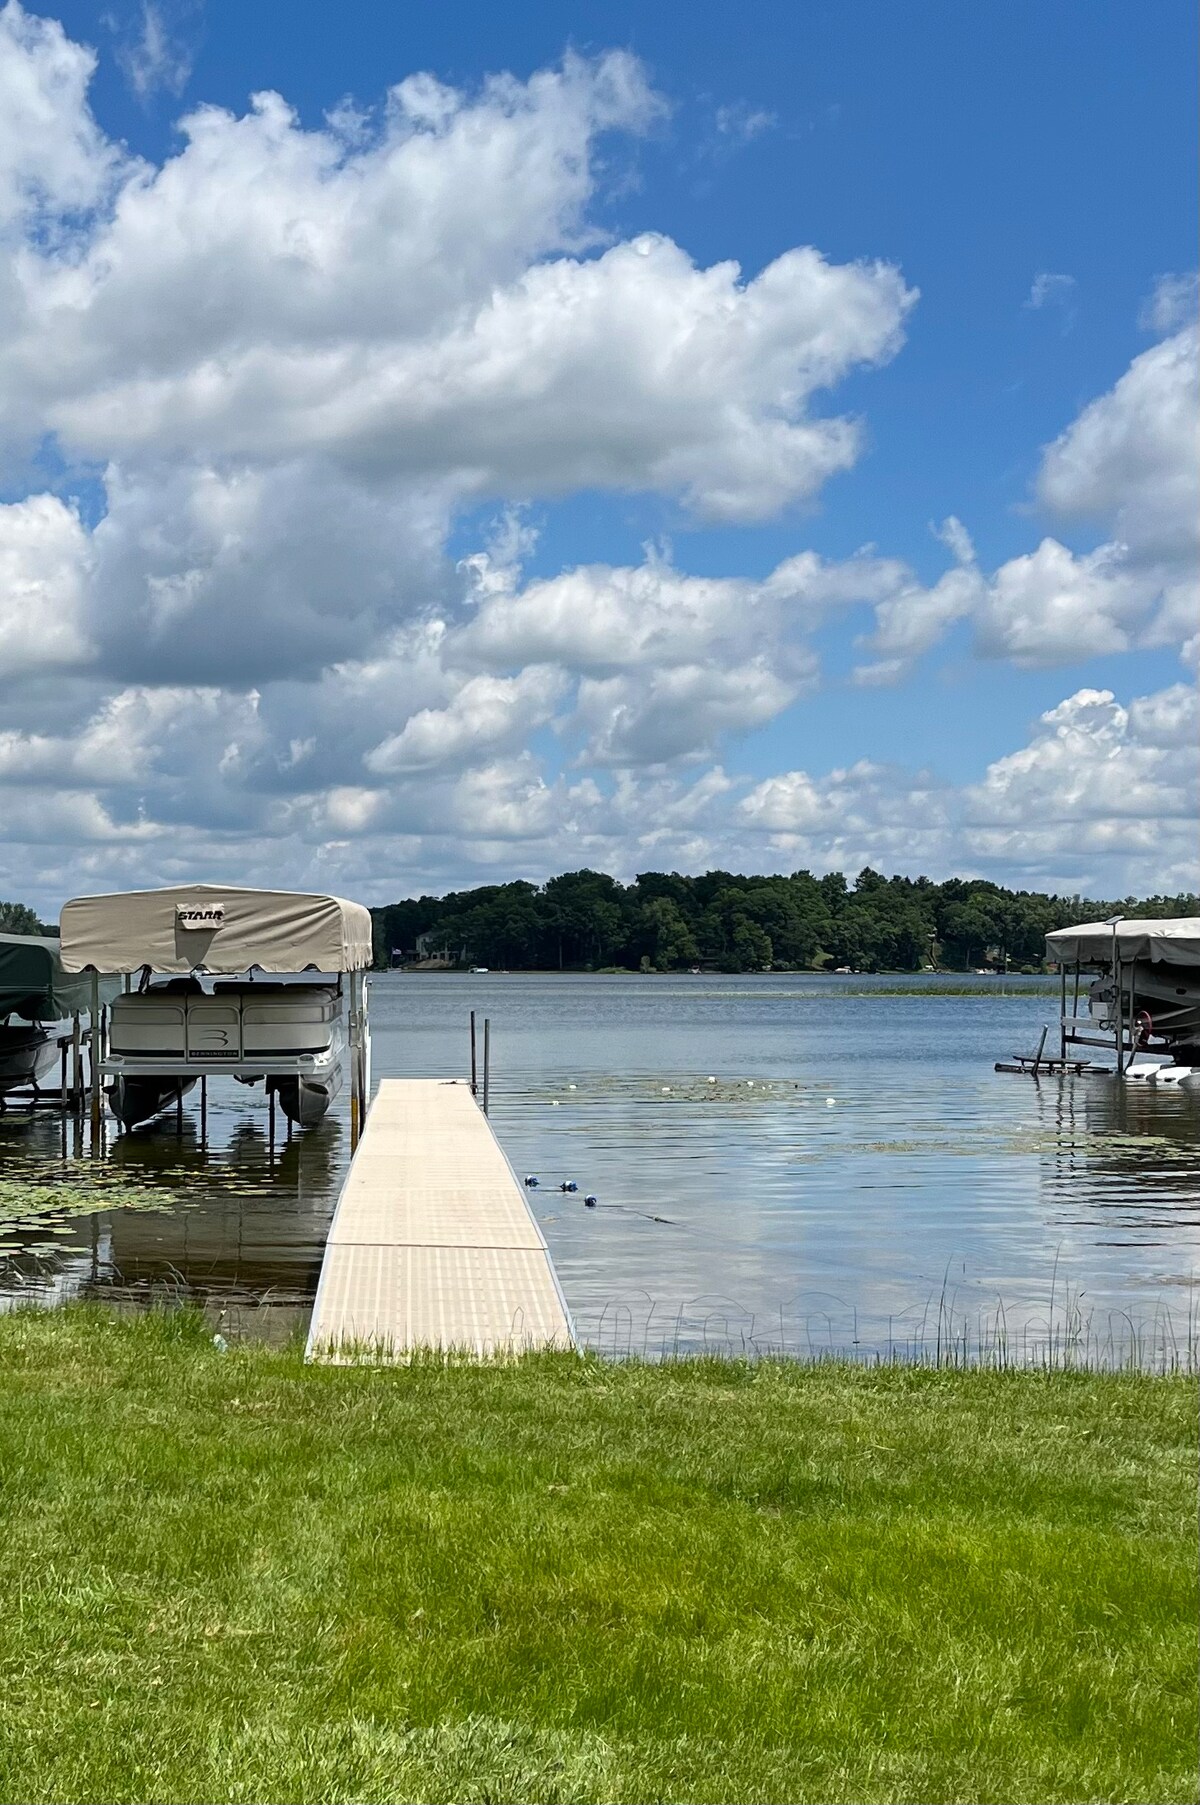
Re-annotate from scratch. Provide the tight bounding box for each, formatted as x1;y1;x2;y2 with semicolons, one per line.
1;974;1196;1360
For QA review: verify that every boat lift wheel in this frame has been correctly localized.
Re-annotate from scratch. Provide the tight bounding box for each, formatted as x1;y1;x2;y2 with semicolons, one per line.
1133;1009;1153;1049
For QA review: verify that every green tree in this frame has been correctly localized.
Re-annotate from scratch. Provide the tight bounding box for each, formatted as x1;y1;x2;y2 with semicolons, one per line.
0;900;44;936
639;897;699;970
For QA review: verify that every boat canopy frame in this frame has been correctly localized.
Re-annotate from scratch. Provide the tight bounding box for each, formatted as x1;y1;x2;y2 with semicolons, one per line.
1045;916;1200;1076
59;883;372;977
58;885;374;1142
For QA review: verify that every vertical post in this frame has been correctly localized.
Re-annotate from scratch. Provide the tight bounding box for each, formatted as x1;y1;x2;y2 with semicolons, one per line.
1071;963;1080;1046
482;1016;491;1116
1114;961;1124;1077
1059;966;1067;1060
1109;917;1124;1078
268;1082;277;1156
175;1083;184;1136
59;1040;68;1108
200;1074;208;1146
470;1010;477;1096
89;972;102;1135
71;1013;82;1112
359;974;371;1122
348;969;361;1152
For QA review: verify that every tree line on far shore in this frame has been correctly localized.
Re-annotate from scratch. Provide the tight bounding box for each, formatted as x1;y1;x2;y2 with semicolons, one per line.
0;900;52;937
371;869;1200;975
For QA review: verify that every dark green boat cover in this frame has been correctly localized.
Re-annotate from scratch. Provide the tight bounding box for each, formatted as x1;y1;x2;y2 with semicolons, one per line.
0;934;120;1020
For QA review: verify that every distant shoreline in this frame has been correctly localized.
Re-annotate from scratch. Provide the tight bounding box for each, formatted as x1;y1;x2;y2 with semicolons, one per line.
380;966;1058;988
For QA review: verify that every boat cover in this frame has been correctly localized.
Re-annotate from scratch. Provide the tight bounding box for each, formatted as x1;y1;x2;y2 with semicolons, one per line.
59;885;374;975
0;933;121;1018
1045;917;1200;967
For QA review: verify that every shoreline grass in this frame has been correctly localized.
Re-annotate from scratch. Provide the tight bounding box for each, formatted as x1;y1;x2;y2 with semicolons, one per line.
0;1307;1193;1804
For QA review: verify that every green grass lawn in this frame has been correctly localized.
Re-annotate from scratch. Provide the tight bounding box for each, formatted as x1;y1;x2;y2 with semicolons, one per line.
0;1309;1193;1805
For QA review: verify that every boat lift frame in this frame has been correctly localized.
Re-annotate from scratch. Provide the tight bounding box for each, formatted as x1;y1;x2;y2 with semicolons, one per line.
1054;918;1165;1077
59;886;375;1146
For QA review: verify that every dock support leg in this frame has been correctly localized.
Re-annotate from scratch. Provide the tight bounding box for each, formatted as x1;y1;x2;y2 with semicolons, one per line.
71;1013;82;1114
200;1075;207;1147
470;1010;477;1097
482;1017;491;1116
1059;968;1066;1061
269;1084;277;1157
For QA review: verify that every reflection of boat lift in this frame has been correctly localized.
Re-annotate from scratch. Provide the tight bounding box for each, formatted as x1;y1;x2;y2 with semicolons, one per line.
998;916;1200;1082
58;886;374;1144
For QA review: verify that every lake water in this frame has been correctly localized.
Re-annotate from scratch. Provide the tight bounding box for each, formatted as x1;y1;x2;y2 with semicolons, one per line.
1;973;1197;1364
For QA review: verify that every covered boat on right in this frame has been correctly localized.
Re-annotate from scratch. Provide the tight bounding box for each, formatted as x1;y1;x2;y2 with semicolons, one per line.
1046;916;1200;1077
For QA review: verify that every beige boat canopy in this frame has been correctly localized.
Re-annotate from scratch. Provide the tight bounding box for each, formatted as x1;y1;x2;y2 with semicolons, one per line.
59;884;374;975
1045;917;1200;967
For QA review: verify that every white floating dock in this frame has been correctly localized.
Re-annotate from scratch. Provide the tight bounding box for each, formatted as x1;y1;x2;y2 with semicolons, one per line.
306;1079;574;1360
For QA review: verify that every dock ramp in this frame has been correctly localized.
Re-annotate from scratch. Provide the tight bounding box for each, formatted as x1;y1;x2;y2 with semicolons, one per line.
307;1079;573;1360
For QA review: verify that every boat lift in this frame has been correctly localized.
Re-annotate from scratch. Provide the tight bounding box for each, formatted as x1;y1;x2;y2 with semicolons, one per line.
58;885;375;1144
1040;916;1200;1081
0;933;120;1115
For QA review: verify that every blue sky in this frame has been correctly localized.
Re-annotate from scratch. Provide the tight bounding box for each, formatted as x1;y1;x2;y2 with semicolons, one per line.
0;1;1195;909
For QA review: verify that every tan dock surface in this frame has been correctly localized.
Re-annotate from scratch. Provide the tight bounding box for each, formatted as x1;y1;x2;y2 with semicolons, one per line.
306;1079;574;1359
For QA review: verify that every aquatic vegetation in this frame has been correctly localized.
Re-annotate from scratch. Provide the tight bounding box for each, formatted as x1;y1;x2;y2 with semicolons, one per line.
0;1175;185;1228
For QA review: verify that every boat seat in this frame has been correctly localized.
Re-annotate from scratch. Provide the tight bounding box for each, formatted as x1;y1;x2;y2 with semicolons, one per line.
110;995;188;1056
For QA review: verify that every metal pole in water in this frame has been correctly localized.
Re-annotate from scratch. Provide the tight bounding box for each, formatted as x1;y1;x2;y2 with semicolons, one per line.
269;1083;277;1156
200;1074;207;1146
1107;916;1124;1077
175;1083;184;1137
348;969;361;1153
1072;961;1080;1056
71;1014;82;1114
1031;1024;1047;1076
89;972;102;1136
470;1010;477;1096
482;1017;491;1116
1115;961;1124;1077
1058;966;1066;1060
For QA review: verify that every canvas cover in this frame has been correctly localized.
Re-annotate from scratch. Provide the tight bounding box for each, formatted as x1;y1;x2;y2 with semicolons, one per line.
1045;917;1200;967
0;933;120;1018
59;885;373;975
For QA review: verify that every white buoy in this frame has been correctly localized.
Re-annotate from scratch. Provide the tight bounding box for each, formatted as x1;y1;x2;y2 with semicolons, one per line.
568;1083;577;1090
746;1079;754;1087
661;1086;671;1093
551;1100;560;1107
826;1096;836;1107
707;1076;717;1083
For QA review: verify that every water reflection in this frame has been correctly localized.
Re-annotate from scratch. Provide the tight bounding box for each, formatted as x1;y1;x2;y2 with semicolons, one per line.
0;973;1196;1362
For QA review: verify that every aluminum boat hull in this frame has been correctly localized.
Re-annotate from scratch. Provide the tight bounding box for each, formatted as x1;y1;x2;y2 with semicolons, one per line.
0;1024;59;1098
107;1074;197;1129
269;1060;344;1128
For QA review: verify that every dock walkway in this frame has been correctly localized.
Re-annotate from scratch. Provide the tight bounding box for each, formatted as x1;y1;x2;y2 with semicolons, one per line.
306;1079;573;1360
